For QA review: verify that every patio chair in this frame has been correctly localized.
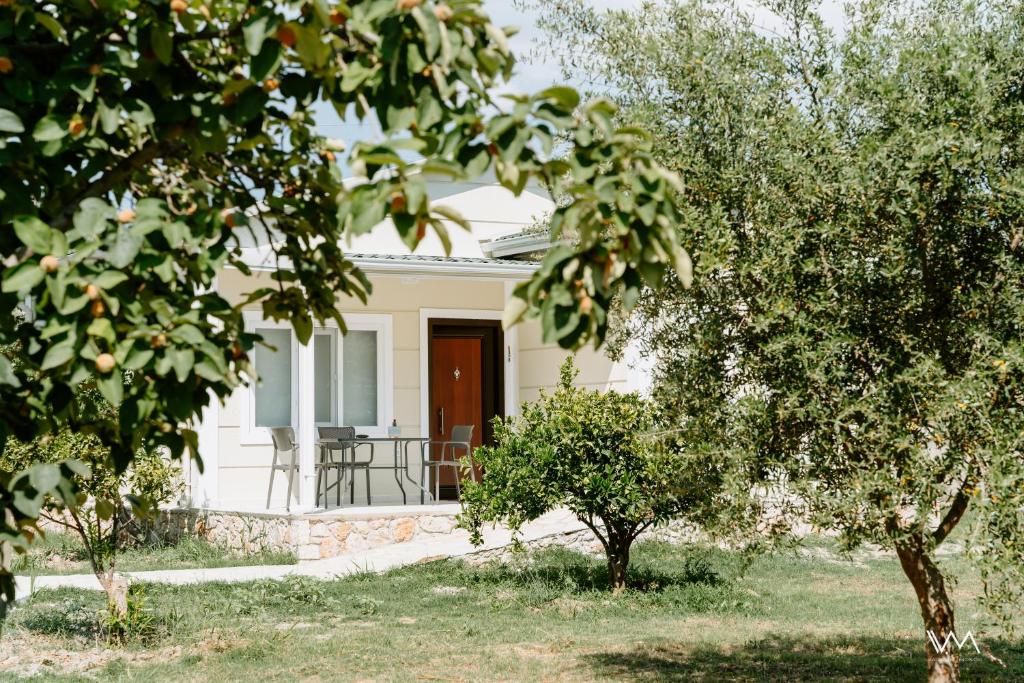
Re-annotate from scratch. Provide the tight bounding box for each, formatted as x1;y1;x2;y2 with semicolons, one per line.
421;424;476;504
317;426;374;506
266;426;299;512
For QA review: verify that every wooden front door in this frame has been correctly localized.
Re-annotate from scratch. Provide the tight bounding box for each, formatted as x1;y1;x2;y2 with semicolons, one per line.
428;336;485;498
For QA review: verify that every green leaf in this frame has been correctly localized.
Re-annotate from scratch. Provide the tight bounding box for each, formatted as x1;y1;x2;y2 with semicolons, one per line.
72;198;114;240
243;14;270;56
0;109;24;134
125;99;155;128
0;355;20;387
40;337;75;370
171;348;195;382
1;261;45;293
96;372;124;406
537;86;580;110
151;22;174;65
87;317;116;344
97;100;120;135
12;489;42;517
672;246;693;288
124;347;154;370
13;215;56;253
28;463;60;492
251;40;282;81
33;12;66;42
432;204;471;232
107;230;143;268
94;498;114;520
93;270;129;289
32;115;66;142
502;296;529;330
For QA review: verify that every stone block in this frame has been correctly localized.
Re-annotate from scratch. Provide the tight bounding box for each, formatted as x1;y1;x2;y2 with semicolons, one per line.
391;518;415;543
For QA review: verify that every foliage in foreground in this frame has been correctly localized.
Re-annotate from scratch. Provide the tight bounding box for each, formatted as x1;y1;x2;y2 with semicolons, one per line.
1;377;181;635
535;1;1024;680
0;0;690;620
460;358;720;592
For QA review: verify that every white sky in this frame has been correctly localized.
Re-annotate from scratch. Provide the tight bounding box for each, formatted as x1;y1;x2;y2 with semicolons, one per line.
314;0;847;165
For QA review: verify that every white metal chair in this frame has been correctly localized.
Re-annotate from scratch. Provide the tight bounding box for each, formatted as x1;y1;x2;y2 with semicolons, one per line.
317;426;373;506
421;424;476;503
266;426;299;511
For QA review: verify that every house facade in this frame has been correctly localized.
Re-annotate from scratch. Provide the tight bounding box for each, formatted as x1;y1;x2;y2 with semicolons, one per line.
186;177;652;513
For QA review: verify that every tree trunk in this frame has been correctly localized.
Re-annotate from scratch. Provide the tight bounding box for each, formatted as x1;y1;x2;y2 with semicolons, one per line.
99;571;129;625
895;536;960;683
606;540;630;594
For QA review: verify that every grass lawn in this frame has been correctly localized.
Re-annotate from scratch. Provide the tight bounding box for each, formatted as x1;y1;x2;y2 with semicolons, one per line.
11;532;296;576
2;540;1021;682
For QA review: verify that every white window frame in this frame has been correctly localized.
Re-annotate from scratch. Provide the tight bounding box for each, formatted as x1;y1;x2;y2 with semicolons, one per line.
331;314;393;436
240;311;393;444
240;310;299;446
313;328;339;428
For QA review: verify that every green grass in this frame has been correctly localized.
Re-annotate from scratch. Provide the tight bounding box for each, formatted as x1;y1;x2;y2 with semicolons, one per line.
11;532;296;576
3;540;1021;681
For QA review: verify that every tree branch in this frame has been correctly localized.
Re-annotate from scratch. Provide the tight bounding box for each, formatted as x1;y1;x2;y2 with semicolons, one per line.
932;484;971;545
51;140;181;230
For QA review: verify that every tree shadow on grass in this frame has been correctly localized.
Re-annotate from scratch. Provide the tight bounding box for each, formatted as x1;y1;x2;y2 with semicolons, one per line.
582;634;1024;682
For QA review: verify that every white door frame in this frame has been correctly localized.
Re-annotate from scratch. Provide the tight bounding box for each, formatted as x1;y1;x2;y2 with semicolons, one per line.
418;306;519;441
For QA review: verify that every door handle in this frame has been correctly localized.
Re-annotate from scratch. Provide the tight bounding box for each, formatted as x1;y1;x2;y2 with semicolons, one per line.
438;406;445;436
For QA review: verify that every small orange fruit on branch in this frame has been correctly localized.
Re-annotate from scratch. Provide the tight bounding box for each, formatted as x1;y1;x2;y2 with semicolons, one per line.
276;25;297;48
95;353;116;374
40;255;60;273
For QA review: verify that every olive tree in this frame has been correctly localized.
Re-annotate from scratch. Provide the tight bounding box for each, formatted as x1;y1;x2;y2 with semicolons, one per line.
533;1;1024;681
460;358;717;593
0;0;691;621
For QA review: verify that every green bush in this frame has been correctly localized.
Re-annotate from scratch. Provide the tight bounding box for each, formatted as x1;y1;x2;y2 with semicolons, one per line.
460;358;718;592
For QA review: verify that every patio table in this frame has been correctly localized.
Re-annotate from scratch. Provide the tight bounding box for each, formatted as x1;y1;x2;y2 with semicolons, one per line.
316;436;432;506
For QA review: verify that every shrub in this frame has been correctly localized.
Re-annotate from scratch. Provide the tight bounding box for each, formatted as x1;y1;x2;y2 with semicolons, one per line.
460;358;718;592
1;379;180;631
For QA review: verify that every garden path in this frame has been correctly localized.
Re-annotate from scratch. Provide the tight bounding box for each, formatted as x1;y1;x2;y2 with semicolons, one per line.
13;509;587;601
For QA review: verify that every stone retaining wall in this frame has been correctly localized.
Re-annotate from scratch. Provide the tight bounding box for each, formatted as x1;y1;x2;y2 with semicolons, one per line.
155;508;468;561
153;508;708;564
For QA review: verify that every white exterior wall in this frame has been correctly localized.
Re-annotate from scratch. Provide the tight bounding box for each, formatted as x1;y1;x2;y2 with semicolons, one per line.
199;269;638;510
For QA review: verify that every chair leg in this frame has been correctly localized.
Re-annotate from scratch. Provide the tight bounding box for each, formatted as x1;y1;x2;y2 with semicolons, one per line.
336;466;342;507
420;461;426;504
266;467;275;509
285;464;294;512
365;466;371;506
315;466;322;509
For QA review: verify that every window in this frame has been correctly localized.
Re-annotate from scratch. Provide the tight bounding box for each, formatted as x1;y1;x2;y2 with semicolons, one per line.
313;331;336;425
253;327;294;428
242;312;392;443
343;330;378;426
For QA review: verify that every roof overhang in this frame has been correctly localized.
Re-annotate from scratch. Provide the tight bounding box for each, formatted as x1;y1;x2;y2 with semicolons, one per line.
230;247;538;279
480;233;553;258
349;255;538;278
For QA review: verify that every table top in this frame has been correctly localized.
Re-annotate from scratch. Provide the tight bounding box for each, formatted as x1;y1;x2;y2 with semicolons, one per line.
316;436;431;443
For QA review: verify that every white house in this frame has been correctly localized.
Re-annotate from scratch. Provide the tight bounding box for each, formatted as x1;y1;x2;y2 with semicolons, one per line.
186;176;652;513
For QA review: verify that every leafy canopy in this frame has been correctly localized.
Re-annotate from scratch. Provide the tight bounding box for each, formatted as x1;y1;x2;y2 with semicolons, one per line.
460;359;718;591
0;0;689;618
536;0;1024;673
